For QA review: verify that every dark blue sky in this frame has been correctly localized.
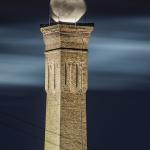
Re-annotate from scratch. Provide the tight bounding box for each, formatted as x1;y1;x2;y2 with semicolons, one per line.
0;0;150;150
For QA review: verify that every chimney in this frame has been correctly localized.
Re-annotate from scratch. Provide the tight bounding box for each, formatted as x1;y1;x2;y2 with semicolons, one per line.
41;23;94;150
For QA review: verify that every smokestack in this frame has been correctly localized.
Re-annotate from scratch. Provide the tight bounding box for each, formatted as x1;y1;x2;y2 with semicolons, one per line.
41;23;94;150
40;1;94;150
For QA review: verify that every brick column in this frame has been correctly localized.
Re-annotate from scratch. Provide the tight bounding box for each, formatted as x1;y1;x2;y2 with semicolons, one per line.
41;23;94;150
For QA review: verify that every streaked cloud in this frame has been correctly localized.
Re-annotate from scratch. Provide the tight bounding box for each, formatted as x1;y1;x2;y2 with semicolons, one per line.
0;17;150;90
0;54;44;86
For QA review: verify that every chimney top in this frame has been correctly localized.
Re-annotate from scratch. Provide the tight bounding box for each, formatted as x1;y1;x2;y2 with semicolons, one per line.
40;23;94;51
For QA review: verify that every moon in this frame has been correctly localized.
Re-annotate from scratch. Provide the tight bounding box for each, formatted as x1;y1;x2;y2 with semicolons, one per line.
50;0;87;23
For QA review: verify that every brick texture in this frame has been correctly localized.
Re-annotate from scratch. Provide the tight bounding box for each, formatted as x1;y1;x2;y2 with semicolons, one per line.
41;23;93;150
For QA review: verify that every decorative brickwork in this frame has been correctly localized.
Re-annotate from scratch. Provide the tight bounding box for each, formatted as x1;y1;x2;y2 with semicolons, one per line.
41;23;93;150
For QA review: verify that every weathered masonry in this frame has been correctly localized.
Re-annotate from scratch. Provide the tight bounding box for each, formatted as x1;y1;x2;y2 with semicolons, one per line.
41;23;94;150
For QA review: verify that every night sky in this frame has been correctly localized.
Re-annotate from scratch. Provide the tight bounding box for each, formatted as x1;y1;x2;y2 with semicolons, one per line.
0;0;150;150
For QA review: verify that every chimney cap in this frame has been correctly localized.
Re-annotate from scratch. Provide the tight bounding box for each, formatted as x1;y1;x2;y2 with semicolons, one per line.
40;22;94;28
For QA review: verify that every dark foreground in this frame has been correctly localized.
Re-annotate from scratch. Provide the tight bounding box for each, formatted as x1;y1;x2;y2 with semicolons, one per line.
0;86;150;150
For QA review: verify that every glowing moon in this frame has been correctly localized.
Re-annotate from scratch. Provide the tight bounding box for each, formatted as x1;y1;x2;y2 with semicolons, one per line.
50;0;87;23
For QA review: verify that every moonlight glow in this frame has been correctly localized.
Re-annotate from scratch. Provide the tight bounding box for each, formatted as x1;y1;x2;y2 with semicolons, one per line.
50;0;87;23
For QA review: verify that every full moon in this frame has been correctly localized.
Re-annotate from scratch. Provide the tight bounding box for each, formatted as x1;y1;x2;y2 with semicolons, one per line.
50;0;87;23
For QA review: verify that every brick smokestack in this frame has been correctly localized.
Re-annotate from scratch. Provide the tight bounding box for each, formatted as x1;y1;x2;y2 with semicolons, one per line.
41;23;94;150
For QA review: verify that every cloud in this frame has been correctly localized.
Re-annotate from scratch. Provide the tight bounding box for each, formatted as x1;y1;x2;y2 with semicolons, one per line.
0;17;150;90
0;25;44;55
0;54;44;86
88;17;150;90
